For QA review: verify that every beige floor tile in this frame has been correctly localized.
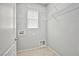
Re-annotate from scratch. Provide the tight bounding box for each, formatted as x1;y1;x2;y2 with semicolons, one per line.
17;47;57;56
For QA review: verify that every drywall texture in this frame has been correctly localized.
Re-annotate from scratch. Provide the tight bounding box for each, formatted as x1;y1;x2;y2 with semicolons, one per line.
0;3;16;55
16;3;47;51
47;3;79;56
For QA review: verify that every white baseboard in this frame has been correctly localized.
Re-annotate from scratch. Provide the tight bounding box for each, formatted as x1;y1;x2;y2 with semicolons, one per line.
17;45;47;53
17;45;60;56
45;46;61;56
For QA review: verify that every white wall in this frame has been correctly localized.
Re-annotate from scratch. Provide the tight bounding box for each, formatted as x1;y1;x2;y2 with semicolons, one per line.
47;3;79;56
0;3;16;55
16;3;47;51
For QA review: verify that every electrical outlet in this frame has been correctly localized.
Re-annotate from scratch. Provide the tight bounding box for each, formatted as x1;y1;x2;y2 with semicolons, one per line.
40;40;46;45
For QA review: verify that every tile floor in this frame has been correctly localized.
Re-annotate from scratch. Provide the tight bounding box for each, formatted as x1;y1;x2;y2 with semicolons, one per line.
17;47;57;56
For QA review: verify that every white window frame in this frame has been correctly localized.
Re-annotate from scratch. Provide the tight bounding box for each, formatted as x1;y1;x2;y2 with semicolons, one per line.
27;8;39;28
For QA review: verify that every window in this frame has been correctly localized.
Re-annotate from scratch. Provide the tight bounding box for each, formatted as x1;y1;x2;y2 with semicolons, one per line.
27;8;39;28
